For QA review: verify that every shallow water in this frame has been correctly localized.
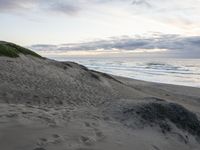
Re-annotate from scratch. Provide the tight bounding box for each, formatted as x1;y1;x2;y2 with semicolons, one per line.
54;57;200;88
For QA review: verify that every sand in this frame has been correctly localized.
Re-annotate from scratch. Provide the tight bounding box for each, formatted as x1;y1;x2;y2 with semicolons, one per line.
0;55;200;150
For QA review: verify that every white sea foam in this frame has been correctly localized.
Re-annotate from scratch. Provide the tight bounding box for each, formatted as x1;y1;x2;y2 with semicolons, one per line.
54;57;200;88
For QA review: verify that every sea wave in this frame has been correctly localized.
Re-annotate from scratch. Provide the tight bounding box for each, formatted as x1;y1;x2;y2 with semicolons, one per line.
57;57;200;88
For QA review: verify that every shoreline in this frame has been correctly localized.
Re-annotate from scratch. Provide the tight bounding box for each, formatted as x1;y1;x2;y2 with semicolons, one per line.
54;57;200;88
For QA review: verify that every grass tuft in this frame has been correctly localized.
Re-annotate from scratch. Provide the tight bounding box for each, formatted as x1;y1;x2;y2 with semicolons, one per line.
0;41;42;58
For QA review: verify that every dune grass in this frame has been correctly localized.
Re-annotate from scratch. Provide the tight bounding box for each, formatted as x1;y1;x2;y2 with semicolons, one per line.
0;41;41;58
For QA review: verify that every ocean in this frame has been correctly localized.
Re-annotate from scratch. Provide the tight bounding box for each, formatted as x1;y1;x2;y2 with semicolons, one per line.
54;57;200;88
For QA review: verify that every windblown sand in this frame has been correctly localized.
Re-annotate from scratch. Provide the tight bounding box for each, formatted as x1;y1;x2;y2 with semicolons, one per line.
0;55;200;150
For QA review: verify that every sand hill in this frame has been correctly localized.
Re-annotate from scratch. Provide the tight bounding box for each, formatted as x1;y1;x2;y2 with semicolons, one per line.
0;41;200;150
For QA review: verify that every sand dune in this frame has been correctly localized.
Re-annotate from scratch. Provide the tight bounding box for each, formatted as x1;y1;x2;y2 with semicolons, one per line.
0;52;200;150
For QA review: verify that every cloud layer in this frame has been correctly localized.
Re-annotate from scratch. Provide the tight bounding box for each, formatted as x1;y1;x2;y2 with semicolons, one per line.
0;0;81;15
30;34;200;58
1;0;200;53
1;0;200;17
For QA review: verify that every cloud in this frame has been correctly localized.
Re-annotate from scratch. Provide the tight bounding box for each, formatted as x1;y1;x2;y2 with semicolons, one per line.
132;0;151;7
0;0;31;12
1;0;200;28
47;1;80;15
0;0;81;15
1;0;200;48
30;44;58;51
29;34;200;58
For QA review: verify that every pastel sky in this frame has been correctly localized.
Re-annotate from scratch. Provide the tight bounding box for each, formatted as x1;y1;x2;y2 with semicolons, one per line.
1;0;200;58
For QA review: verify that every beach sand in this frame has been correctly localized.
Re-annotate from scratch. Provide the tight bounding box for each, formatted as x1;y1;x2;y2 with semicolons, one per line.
0;55;200;150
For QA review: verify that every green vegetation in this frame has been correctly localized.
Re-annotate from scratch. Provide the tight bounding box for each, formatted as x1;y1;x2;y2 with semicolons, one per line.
0;41;42;58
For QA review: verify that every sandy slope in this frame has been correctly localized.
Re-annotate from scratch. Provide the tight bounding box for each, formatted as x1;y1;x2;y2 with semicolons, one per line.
0;55;200;150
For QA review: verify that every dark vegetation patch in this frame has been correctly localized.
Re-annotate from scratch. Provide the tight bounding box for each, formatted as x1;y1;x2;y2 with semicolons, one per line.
64;62;89;71
61;62;73;68
60;62;73;70
61;61;90;71
60;61;123;84
90;72;100;81
122;102;200;137
0;41;41;58
61;62;101;81
91;70;123;84
79;64;89;71
146;97;166;102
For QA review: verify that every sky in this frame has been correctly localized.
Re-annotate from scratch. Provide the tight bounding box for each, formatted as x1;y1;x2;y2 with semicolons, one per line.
0;0;200;58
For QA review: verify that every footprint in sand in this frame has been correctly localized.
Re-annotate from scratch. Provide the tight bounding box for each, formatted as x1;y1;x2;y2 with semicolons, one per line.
79;135;96;146
51;134;63;144
94;128;105;140
152;145;160;150
52;134;60;138
37;138;48;146
37;134;63;147
84;122;91;127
